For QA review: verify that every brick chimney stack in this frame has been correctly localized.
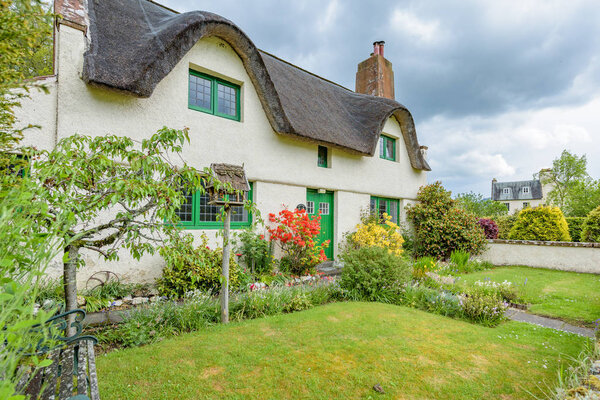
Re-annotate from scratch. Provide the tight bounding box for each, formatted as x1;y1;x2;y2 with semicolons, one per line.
54;0;88;32
355;41;395;99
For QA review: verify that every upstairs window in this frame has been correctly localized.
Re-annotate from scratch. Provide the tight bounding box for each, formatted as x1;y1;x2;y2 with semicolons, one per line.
188;70;240;121
522;186;530;194
379;135;396;161
503;188;510;194
317;146;328;168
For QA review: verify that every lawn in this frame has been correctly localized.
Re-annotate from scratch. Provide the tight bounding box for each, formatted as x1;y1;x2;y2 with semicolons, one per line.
97;302;589;400
457;266;600;327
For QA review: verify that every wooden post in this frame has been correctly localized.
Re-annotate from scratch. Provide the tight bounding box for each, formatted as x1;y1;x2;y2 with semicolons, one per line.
221;206;231;324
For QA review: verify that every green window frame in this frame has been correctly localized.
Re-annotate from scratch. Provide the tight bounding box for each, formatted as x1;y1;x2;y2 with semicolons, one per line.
188;70;241;121
370;196;400;224
317;145;328;168
379;135;396;161
175;182;253;229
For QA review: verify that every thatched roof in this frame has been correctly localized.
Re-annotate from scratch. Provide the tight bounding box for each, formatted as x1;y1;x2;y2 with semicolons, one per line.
83;0;430;171
208;163;250;192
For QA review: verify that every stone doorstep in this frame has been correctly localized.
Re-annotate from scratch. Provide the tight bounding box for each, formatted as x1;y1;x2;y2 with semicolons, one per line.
505;308;595;338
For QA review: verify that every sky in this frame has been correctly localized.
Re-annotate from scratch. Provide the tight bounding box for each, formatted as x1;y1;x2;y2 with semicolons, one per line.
161;0;600;197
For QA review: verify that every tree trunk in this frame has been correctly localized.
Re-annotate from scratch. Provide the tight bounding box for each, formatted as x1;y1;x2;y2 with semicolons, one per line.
220;207;231;324
63;244;79;336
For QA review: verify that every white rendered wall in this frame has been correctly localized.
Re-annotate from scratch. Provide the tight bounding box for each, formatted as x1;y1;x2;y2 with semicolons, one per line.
20;25;428;286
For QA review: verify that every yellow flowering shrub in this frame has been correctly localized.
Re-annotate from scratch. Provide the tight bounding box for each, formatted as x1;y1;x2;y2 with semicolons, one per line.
351;214;404;256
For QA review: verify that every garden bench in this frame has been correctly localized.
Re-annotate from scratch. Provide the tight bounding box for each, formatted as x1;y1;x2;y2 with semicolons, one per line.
16;309;100;400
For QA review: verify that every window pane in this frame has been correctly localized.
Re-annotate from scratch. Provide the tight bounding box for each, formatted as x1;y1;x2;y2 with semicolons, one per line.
385;137;395;160
199;191;220;222
319;202;330;215
318;146;327;167
230;204;249;223
379;137;385;158
217;83;237;117
379;201;387;221
175;192;194;222
370;197;377;216
189;74;212;110
307;201;315;214
388;200;399;224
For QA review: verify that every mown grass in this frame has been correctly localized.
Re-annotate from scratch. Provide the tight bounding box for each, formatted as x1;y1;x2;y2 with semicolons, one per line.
457;266;600;326
97;302;589;400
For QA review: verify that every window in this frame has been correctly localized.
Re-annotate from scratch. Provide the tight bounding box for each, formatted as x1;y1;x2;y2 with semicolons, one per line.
174;182;253;229
188;70;240;121
503;188;510;194
379;135;396;161
522;186;530;194
523;202;529;208
319;202;330;215
306;201;315;214
317;146;328;168
370;196;399;224
504;203;510;211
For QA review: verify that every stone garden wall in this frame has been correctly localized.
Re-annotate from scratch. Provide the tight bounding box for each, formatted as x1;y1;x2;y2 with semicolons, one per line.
481;239;600;274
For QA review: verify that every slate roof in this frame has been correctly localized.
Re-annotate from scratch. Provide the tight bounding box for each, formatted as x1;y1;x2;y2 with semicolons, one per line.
492;180;543;201
82;0;430;170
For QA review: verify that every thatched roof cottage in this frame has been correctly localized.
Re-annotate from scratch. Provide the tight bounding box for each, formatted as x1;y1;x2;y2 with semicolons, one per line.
16;0;430;284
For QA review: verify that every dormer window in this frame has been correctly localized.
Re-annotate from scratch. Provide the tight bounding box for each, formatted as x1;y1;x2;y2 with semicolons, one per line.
522;186;530;194
503;188;510;194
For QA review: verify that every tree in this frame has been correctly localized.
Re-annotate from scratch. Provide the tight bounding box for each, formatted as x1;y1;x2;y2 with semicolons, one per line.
455;191;508;217
32;128;212;316
540;150;588;210
1;0;53;155
1;2;63;397
562;179;600;217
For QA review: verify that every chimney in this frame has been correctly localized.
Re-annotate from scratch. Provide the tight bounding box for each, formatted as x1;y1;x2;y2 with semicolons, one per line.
54;0;88;32
491;178;497;199
355;41;395;99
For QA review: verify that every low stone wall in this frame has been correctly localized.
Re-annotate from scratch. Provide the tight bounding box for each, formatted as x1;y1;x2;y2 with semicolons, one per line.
480;239;600;274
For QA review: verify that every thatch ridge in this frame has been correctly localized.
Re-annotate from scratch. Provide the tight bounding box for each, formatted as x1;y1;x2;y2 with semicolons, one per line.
82;0;430;171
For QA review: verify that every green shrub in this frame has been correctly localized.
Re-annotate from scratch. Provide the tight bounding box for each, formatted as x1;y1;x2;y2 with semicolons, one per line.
508;206;571;241
340;246;412;301
565;217;585;242
398;283;463;318
581;205;600;243
494;215;517;239
464;280;520;304
460;291;507;326
406;182;487;259
157;233;242;298
233;227;275;275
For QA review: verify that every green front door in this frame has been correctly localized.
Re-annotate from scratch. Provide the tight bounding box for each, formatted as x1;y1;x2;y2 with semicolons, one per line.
306;189;334;260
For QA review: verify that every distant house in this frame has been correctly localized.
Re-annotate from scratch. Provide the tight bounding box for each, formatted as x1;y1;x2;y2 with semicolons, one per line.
491;170;552;215
15;0;430;284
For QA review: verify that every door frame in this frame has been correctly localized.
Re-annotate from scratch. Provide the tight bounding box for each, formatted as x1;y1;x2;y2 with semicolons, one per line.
306;189;335;260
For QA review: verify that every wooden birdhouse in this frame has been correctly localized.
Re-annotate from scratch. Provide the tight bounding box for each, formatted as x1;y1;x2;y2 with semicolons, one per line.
206;163;249;207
